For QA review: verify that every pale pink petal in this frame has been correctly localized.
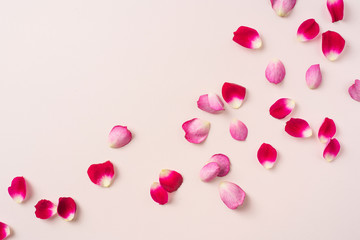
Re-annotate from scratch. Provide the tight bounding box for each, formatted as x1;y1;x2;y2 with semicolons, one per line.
257;143;277;169
318;118;336;144
87;161;115;187
297;19;320;42
0;222;10;240
327;0;344;23
8;176;27;203
35;199;57;219
265;59;286;84
108;125;132;148
348;79;360;102
159;169;183;193
150;182;168;205
219;181;246;210
269;98;295;119
285;118;313;138
322;30;345;61
306;64;322;89
57;197;76;221
233;26;262;49
229;119;248;141
182;118;210;144
221;82;246;109
270;0;297;17
200;162;221;182
209;154;230;177
323;138;340;162
197;93;224;114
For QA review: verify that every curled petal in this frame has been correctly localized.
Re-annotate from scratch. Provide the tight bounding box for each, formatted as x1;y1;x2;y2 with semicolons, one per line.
182;118;210;144
257;143;277;169
322;31;345;61
197;93;224;114
35;199;57;219
200;162;221;182
306;64;322;89
297;19;320;42
270;0;297;17
221;82;246;109
348;79;360;102
8;176;27;203
108;125;132;148
150;182;168;205
323;138;340;162
57;197;76;221
87;161;115;187
269;98;295;119
265;59;286;84
209;154;230;177
318;118;336;144
0;222;10;240
219;181;246;210
285;118;313;138
229;119;248;141
327;0;344;23
233;26;262;49
159;169;183;193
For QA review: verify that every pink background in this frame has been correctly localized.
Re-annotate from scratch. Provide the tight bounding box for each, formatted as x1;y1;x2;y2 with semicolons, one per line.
0;0;359;239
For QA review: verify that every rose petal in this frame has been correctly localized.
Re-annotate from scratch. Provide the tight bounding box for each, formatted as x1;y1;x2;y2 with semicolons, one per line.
327;0;344;23
285;118;313;138
318;118;336;144
297;19;320;42
182;118;210;144
221;82;246;109
35;199;57;219
257;143;277;169
323;138;340;162
270;0;297;17
265;59;286;84
0;222;10;240
159;169;183;193
108;125;132;148
209;154;230;177
150;182;168;205
197;93;224;114
322;30;345;61
305;64;322;89
200;162;221;182
229;119;248;141
269;98;295;119
233;26;262;49
8;176;27;203
348;79;360;102
219;181;246;210
87;161;115;187
57;197;76;221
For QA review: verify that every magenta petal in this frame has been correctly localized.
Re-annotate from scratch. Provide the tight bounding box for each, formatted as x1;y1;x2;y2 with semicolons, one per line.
0;222;10;240
285;118;313;138
270;0;297;17
221;82;246;109
108;125;132;148
35;199;57;220
219;181;246;210
327;0;344;23
318;118;336;144
306;64;322;89
349;79;360;102
150;182;168;205
265;59;286;84
297;19;320;42
182;118;210;144
323;138;340;162
229;119;248;141
197;93;224;114
8;176;27;203
57;197;76;221
269;98;295;119
209;154;230;177
233;26;262;49
322;30;345;61
257;143;277;169
159;169;183;193
87;161;115;187
200;162;221;182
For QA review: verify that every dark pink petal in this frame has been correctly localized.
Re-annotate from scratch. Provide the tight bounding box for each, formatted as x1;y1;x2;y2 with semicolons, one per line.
197;93;224;114
323;138;340;162
108;125;132;148
233;26;262;49
87;161;115;187
150;182;168;205
8;176;27;203
348;79;360;102
265;59;286;84
159;169;183;193
322;31;345;61
209;154;230;177
182;118;210;144
270;0;297;17
57;197;76;221
229;119;248;141
327;0;344;23
257;143;277;169
35;199;57;219
221;82;246;109
269;98;295;119
200;162;221;182
219;181;246;210
318;118;336;144
0;222;10;240
297;19;320;42
285;118;313;138
306;64;322;89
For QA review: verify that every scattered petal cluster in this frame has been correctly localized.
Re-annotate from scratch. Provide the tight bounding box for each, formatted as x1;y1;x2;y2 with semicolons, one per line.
318;118;340;162
150;169;183;205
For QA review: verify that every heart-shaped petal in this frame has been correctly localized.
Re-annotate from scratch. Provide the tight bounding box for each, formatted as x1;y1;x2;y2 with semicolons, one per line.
150;182;168;205
233;26;262;49
35;199;57;219
182;118;210;144
285;118;312;138
159;169;183;193
197;93;224;114
209;154;230;177
108;125;132;148
318;118;336;144
219;181;246;210
257;143;277;169
57;197;76;221
265;59;286;84
270;0;297;17
200;162;221;182
327;0;344;23
229;119;248;141
8;176;27;203
269;98;295;119
306;64;322;89
349;79;360;102
0;222;10;240
323;138;340;162
322;31;345;61
221;82;246;109
87;161;115;187
297;19;320;42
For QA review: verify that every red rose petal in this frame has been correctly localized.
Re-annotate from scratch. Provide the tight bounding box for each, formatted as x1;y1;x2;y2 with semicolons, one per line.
269;98;295;119
57;197;76;221
323;138;340;162
8;176;27;203
150;182;168;205
0;222;10;240
221;82;246;109
327;0;344;23
159;169;183;193
297;19;320;42
285;118;313;138
35;199;57;220
322;30;345;61
233;26;262;49
318;118;336;144
87;160;115;187
257;143;277;169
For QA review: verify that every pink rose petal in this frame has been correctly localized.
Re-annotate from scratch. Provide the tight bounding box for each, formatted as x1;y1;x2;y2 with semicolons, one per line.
257;143;277;169
269;98;295;119
265;59;286;84
150;182;168;205
182;118;210;144
297;19;320;42
219;181;246;210
197;93;224;114
322;30;345;61
209;154;230;177
233;26;262;49
87;161;115;187
323;138;340;162
270;0;297;17
159;169;183;193
8;176;27;203
327;0;344;23
229;119;248;141
35;199;57;219
221;82;246;109
0;222;10;240
285;118;313;138
200;162;221;182
306;64;322;89
108;125;132;148
57;197;76;221
318;118;336;144
348;79;360;102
